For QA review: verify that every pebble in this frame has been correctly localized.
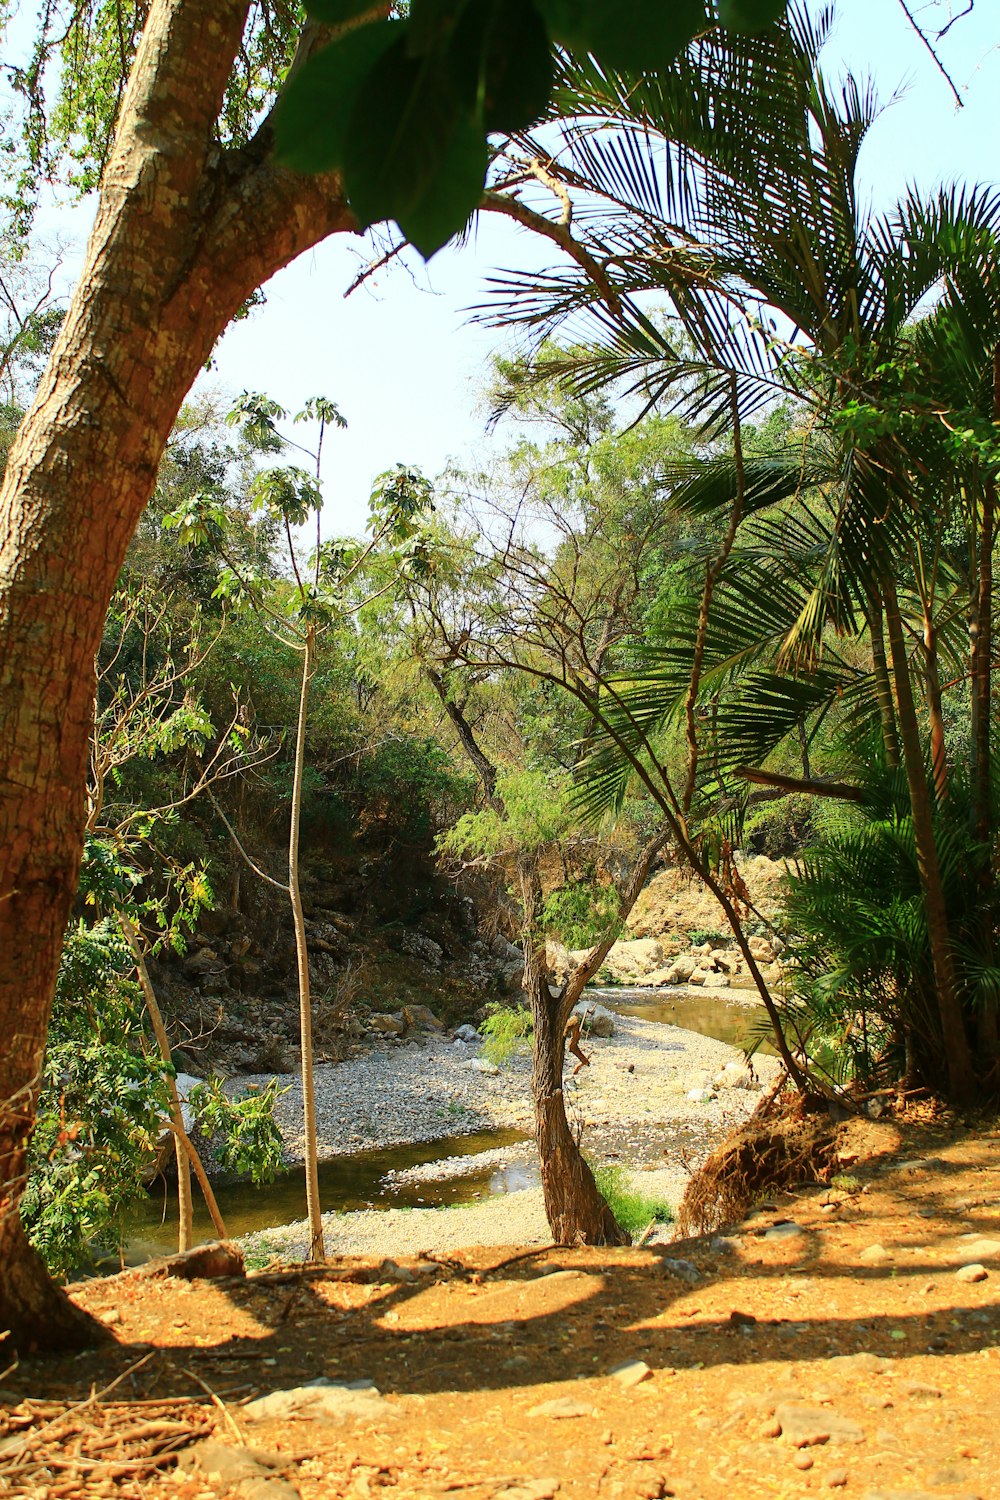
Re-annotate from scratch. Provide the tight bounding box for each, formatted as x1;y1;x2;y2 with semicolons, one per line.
609;1359;653;1389
825;1471;848;1489
901;1381;941;1400
494;1481;560;1500
661;1257;701;1283
860;1243;890;1264
794;1452;815;1470
955;1263;988;1283
764;1222;805;1240
528;1398;595;1419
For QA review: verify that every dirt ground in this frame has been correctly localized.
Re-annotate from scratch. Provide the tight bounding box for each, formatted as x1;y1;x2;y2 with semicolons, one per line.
3;1113;999;1500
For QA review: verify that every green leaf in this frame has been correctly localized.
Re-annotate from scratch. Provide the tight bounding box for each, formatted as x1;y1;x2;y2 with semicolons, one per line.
447;0;553;133
537;0;706;73
342;34;488;256
718;0;787;30
274;20;403;174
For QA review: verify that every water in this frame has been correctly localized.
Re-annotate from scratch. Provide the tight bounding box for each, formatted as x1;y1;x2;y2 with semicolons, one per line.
121;985;767;1261
125;1127;529;1260
590;985;772;1054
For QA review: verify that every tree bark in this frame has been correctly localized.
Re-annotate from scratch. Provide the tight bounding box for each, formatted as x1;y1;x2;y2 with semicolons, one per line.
0;0;354;1349
882;576;977;1103
290;631;324;1261
518;863;627;1247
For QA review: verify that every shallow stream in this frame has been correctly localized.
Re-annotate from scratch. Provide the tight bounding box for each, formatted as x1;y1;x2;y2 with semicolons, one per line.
123;987;768;1260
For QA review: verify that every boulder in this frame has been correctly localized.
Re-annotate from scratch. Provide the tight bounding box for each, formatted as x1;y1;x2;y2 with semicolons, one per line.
748;935;774;962
600;938;664;983
671;955;699;982
710;948;739;973
573;1001;615;1038
369;1012;405;1035
644;966;680;986
454;1023;479;1043
402;1003;444;1032
397;930;444;967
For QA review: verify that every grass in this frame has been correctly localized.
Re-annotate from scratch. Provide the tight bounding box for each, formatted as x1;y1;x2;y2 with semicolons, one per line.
594;1164;675;1238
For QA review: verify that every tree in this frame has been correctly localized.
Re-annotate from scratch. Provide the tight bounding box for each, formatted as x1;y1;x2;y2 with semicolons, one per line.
479;4;1000;1099
0;0;789;1350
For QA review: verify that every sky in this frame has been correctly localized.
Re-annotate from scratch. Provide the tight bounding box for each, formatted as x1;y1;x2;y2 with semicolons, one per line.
18;0;1000;536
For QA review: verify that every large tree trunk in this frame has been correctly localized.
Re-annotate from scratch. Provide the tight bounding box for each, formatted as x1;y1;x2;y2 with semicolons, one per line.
0;0;353;1350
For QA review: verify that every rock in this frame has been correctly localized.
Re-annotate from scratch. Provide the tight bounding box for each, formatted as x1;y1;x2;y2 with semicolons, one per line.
493;1481;560;1500
454;1024;479;1043
710;1236;739;1255
955;1262;988;1283
660;1257;701;1284
644;966;680;986
573;1001;615;1038
748;935;774;961
528;1398;596;1418
827;1353;888;1375
545;939;573;984
609;1359;652;1388
958;1235;1000;1260
671;955;699;983
686;1087;714;1103
860;1244;890;1265
824;1470;848;1489
378;1258;417;1283
714;1062;754;1090
794;1452;815;1471
901;1382;941;1400
600;938;665;983
397;930;444;967
402;1003;444;1032
462;1057;499;1075
182;946;223;976
176;1440;299;1500
710;949;739;973
775;1404;865;1447
243;1379;389;1424
369;1012;405;1035
687;970;708;985
764;1221;805;1241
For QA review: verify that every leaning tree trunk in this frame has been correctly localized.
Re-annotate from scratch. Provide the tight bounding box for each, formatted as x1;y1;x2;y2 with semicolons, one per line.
518;863;627;1246
0;0;353;1350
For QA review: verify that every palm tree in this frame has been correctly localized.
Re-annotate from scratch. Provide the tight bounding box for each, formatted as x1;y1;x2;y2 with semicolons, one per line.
484;3;1000;1101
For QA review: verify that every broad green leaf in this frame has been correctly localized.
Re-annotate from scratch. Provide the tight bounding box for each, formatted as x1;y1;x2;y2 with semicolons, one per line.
719;0;787;29
274;21;403;174
537;0;706;73
397;119;489;257
343;35;488;256
448;0;553;133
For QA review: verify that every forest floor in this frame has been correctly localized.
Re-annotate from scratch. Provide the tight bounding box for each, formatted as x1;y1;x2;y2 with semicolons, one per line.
4;1112;999;1500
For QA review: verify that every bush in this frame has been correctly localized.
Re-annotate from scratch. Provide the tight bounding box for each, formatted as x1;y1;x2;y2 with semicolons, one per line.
594;1164;674;1238
479;1002;533;1067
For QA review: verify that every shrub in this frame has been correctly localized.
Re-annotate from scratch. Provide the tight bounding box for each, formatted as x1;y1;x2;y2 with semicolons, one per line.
594;1164;674;1238
479;1002;533;1067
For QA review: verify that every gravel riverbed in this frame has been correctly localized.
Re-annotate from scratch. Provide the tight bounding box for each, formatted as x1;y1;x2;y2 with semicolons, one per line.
238;1006;779;1264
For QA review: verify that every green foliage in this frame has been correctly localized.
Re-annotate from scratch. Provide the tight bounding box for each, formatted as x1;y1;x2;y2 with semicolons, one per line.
22;921;169;1278
780;755;1000;1091
189;1078;286;1186
439;769;574;863
686;928;726;948
593;1164;674;1237
277;0;789;256
542;880;621;949
479;1002;533;1067
743;793;815;858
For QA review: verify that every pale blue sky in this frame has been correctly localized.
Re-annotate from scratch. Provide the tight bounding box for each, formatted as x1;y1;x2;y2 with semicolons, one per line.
22;0;1000;533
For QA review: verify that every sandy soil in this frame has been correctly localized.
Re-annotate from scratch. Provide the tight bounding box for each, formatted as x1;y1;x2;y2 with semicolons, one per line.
19;1111;999;1500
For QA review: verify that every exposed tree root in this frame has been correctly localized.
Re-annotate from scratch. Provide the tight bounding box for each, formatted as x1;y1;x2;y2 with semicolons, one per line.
678;1092;838;1236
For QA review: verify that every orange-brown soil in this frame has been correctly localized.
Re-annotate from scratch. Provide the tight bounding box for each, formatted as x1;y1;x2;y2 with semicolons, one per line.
3;1115;998;1500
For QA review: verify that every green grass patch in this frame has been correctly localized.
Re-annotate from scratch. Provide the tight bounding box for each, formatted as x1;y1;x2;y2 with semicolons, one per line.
594;1164;675;1238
